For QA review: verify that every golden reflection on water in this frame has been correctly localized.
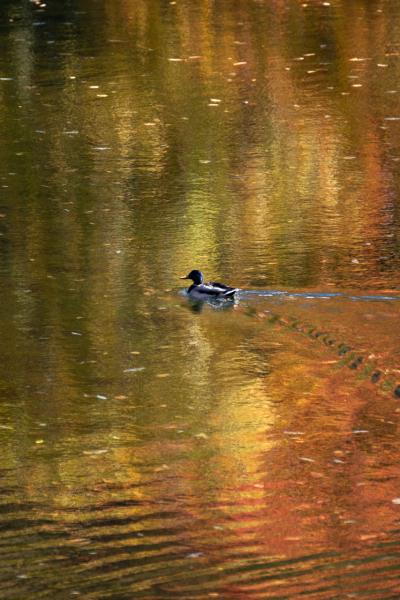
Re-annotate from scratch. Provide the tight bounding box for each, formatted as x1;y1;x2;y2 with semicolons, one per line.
0;0;400;597
1;0;400;291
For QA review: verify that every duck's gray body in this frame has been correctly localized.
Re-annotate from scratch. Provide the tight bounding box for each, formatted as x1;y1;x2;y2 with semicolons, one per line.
181;270;239;301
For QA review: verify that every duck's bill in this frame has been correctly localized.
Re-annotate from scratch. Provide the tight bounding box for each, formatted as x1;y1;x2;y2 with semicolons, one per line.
180;276;189;279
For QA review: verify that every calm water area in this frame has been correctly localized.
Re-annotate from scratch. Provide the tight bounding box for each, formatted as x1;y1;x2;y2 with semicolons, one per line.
1;0;400;598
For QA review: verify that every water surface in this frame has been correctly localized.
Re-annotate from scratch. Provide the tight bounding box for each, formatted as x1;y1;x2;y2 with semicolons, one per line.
0;0;400;598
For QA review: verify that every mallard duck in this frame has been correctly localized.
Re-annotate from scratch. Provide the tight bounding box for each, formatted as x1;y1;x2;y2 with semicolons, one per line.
180;270;239;300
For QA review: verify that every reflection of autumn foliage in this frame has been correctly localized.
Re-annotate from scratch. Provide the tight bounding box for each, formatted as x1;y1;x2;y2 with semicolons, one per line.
0;3;400;597
1;0;399;297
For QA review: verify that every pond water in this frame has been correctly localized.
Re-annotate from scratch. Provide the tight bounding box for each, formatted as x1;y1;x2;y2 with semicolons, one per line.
1;0;400;598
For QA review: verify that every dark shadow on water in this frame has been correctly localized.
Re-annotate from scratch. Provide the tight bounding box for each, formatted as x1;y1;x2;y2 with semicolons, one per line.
184;297;237;314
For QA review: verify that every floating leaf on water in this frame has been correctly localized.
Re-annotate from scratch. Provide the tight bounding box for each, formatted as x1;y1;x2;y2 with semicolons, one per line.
71;331;82;336
82;449;108;455
123;367;145;373
359;533;379;541
299;457;315;463
168;58;183;62
96;394;108;400
114;395;127;400
156;373;170;378
35;439;44;444
195;433;208;439
154;464;169;472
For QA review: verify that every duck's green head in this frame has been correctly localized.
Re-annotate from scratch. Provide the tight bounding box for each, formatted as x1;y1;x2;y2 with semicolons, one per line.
180;270;204;285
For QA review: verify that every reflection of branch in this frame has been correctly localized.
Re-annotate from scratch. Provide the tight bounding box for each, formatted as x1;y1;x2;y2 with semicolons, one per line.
243;306;400;399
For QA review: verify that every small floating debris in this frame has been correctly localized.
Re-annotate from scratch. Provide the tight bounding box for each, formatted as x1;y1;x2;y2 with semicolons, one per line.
96;394;108;400
371;371;382;383
123;367;145;373
83;449;108;455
